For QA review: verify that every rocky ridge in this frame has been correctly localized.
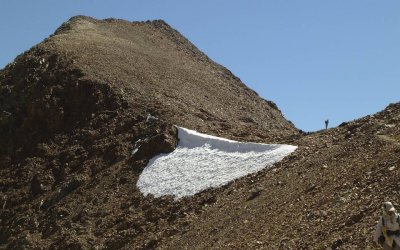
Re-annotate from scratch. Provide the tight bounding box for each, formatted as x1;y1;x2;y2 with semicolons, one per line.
0;16;399;249
162;103;400;249
0;16;297;249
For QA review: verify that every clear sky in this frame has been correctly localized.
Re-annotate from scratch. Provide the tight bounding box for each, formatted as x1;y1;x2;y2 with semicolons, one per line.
1;1;399;132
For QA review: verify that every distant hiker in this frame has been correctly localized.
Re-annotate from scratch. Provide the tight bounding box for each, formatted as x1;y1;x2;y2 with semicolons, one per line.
374;201;400;249
324;119;329;130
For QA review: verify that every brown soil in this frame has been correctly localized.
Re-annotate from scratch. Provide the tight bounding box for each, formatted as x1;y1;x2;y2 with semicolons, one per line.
0;16;398;249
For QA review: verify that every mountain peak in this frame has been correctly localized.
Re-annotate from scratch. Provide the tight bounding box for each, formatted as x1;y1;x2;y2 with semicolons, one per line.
0;16;301;249
1;16;298;156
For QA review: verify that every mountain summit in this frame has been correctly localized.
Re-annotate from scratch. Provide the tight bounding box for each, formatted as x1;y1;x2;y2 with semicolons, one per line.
1;15;297;153
0;16;298;248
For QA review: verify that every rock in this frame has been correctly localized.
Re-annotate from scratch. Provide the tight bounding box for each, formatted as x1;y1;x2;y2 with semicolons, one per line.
131;125;178;162
247;187;263;201
146;114;158;124
40;175;87;210
1;195;7;209
334;194;347;204
30;174;44;196
331;238;345;250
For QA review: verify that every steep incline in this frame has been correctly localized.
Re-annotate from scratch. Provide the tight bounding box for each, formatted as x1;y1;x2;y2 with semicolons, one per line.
0;16;298;249
10;16;296;144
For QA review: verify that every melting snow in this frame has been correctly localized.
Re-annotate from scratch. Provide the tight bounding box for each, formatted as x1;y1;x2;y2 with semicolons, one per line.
137;127;297;199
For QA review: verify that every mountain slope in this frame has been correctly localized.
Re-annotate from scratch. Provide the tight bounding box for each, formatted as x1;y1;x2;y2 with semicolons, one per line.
162;103;400;249
49;16;296;140
1;15;398;249
0;16;298;249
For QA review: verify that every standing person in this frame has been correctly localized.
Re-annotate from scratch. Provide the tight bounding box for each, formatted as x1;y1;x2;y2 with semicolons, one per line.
324;119;329;130
374;201;400;249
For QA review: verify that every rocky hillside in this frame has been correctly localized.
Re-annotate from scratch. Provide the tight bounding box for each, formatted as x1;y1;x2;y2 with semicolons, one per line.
0;16;298;249
1;15;398;249
1;15;297;151
162;102;400;249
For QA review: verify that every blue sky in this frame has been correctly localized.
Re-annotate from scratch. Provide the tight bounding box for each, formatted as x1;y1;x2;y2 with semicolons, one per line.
1;1;399;131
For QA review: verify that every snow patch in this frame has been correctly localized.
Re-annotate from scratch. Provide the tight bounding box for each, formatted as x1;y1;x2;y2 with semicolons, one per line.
137;127;297;199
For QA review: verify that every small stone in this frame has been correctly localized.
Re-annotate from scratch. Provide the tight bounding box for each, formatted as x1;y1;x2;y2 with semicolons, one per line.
389;166;396;171
146;114;158;123
31;175;44;196
336;196;346;203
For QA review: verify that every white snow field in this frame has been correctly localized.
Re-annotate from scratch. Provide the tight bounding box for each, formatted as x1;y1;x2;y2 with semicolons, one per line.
137;127;297;199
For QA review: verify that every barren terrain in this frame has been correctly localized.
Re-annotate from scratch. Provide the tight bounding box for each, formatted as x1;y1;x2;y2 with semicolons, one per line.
0;16;399;249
